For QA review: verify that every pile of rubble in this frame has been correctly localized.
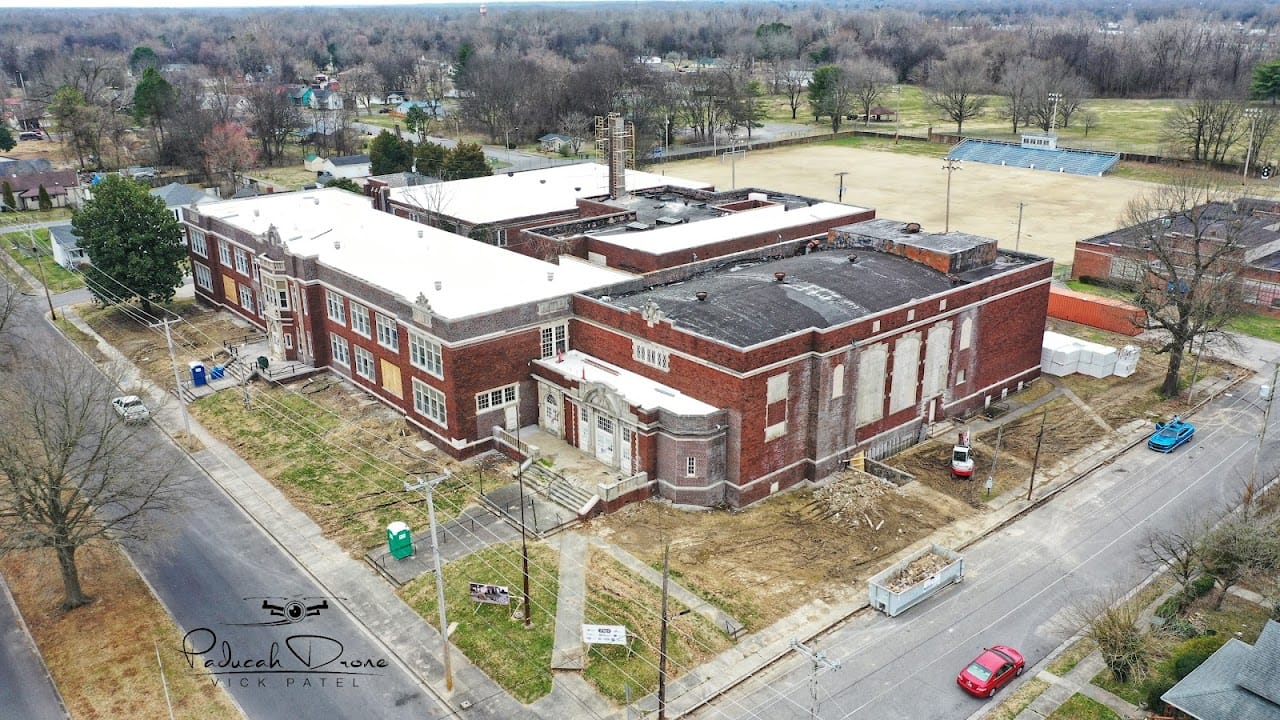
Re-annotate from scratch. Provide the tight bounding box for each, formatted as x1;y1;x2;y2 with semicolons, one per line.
812;470;902;530
885;551;950;593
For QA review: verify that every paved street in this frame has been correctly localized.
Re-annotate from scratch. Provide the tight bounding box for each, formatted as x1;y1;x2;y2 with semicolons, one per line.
3;278;451;719
697;370;1278;720
0;576;67;720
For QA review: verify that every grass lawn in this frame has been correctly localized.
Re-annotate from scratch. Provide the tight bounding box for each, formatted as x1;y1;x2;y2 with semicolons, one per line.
1045;693;1122;720
582;548;732;704
399;542;559;704
1;227;84;292
0;544;240;719
1046;638;1098;677
1229;313;1280;343
986;677;1051;720
0;207;71;228
189;387;469;552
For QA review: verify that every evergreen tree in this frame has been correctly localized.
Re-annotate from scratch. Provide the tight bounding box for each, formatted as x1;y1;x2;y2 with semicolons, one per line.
443;142;490;180
1252;59;1280;105
0;126;13;152
2;181;14;212
368;130;414;175
71;175;185;314
414;140;448;177
37;185;51;211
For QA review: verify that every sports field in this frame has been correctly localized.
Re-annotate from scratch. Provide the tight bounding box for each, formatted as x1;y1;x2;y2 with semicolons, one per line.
662;145;1159;265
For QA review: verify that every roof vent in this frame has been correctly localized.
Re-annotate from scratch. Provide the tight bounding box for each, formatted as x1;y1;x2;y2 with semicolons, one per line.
547;272;554;282
254;209;259;217
507;172;514;177
434;280;442;290
417;229;423;238
904;222;922;234
333;239;340;249
540;179;546;184
695;291;708;302
774;271;786;282
313;197;320;206
848;254;858;263
574;186;581;191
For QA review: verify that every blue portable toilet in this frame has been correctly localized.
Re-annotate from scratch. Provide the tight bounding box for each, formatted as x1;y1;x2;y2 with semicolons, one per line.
189;361;207;387
210;364;225;380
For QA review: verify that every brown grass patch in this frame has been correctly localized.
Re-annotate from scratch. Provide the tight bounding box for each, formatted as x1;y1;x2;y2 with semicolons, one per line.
0;543;240;719
586;481;974;629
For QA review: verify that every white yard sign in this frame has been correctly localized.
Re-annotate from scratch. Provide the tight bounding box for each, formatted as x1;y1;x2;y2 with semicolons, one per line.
582;624;628;646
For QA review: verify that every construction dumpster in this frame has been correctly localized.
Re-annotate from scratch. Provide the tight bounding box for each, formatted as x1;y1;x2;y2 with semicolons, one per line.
867;544;964;617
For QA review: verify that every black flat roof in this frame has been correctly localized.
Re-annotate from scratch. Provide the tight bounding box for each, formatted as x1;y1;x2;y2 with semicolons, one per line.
601;249;956;348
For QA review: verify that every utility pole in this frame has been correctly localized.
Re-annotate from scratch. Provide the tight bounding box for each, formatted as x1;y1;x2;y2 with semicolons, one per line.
1247;363;1280;515
790;639;841;720
152;317;192;439
28;226;57;321
1014;202;1024;252
834;171;848;203
658;543;670;720
516;422;533;628
404;472;455;691
987;424;1003;498
1027;409;1048;501
1187;332;1205;406
941;159;961;233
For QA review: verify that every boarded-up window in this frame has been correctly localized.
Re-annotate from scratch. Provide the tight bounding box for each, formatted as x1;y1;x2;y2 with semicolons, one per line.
832;363;845;399
380;360;403;398
855;345;887;425
959;317;973;351
889;333;921;414
765;372;789;440
922;322;952;399
222;276;237;302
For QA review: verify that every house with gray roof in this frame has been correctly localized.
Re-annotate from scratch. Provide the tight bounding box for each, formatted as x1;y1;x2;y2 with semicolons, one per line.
151;182;219;222
1162;619;1280;720
48;223;88;270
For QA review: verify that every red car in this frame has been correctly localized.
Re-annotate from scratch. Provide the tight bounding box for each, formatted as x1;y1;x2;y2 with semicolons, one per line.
957;645;1024;697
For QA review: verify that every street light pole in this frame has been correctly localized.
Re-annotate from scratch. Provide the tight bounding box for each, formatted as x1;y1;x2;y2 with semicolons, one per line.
892;85;902;144
404;472;455;691
1243;108;1261;183
834;171;848;203
1015;201;1024;252
504;126;519;165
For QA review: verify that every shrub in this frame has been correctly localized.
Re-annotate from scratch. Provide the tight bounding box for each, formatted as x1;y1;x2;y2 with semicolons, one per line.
1187;575;1216;599
1164;617;1199;639
1155;596;1182;619
1170;634;1228;679
1145;678;1176;714
1272;601;1280;623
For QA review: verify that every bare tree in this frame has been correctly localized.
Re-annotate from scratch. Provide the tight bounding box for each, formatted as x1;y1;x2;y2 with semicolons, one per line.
341;64;382;116
1198;513;1280;610
247;82;301;166
780;60;809;121
1163;86;1246;164
1139;512;1208;591
924;48;989;134
1066;591;1156;685
0;352;186;610
1120;179;1252;397
847;57;895;128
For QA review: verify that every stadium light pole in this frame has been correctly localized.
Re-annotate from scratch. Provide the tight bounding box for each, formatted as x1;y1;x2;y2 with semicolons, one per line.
941;159;961;233
1243;108;1261;183
892;85;902;144
1048;92;1062;135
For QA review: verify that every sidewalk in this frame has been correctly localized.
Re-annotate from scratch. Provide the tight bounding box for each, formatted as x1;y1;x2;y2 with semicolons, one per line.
1017;652;1144;720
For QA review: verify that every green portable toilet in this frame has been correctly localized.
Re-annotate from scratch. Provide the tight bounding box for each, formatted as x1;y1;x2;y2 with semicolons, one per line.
257;355;270;371
387;521;414;559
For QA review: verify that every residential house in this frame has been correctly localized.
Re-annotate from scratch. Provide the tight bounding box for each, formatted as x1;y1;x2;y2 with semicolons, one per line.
151;182;220;223
310;89;344;111
321;154;371;180
48;223;88;270
538;134;574;153
2;170;78;211
1161;620;1280;720
384;92;407;106
390;100;444;118
1072;197;1280;317
286;86;312;107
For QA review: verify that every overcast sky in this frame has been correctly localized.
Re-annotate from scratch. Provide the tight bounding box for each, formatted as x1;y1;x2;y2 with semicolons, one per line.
0;0;604;6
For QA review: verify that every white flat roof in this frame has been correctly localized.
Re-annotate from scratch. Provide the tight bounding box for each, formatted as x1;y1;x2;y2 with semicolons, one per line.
536;350;718;416
386;163;711;225
590;201;861;254
198;188;632;319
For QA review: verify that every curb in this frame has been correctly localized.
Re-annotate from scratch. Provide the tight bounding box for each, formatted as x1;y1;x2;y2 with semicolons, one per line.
0;574;72;720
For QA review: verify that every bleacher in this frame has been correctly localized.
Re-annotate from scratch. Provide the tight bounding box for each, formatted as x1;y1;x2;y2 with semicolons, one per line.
947;138;1120;177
